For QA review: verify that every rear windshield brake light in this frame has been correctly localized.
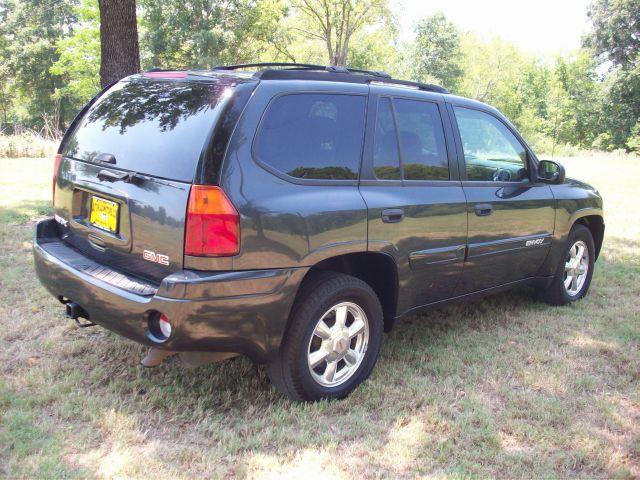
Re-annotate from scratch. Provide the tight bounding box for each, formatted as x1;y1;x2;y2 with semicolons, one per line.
143;71;187;79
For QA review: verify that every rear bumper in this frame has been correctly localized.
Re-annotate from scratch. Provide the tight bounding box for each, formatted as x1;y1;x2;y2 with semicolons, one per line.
33;218;307;363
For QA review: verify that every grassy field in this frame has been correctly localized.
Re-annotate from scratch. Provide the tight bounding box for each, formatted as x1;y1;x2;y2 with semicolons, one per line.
0;153;638;479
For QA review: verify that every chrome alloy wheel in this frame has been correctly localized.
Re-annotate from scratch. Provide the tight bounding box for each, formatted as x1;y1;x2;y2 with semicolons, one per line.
564;240;589;296
307;302;369;387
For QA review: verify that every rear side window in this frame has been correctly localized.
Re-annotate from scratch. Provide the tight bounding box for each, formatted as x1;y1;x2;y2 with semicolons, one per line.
63;80;230;182
393;99;449;181
254;93;366;180
371;97;449;181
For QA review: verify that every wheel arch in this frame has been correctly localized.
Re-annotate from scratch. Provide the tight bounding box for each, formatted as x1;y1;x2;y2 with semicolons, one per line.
294;252;399;332
573;214;604;259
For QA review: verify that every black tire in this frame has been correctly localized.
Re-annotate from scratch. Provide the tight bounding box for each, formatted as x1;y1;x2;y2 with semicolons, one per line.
540;224;595;306
266;271;383;402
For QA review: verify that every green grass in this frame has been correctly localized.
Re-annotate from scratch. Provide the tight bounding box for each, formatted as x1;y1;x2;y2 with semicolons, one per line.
1;154;638;478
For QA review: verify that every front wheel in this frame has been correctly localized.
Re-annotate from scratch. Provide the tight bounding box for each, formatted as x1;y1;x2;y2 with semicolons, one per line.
267;272;383;402
540;224;595;305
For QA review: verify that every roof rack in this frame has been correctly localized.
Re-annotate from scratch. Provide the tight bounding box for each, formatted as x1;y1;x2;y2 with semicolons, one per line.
213;62;448;94
214;62;391;78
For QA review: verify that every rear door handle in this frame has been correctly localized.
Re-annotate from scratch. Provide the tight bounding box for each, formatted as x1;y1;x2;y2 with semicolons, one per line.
98;169;129;182
474;203;493;216
381;208;404;223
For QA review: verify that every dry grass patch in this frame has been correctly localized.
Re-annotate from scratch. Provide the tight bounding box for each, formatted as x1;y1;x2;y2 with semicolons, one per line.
0;155;638;478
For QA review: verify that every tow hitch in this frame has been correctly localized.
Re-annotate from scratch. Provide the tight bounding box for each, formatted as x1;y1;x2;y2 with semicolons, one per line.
60;298;96;328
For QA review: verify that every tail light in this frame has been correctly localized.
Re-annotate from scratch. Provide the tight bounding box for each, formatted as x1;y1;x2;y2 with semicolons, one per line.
52;153;62;204
185;185;239;256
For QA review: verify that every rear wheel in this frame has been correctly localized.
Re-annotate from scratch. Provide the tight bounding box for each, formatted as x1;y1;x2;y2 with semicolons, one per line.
267;272;383;402
540;224;595;305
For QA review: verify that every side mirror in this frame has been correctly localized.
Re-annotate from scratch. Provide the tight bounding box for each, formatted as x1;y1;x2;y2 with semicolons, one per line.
537;159;565;184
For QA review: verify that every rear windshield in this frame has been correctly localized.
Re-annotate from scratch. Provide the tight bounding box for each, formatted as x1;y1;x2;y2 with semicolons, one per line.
63;80;231;182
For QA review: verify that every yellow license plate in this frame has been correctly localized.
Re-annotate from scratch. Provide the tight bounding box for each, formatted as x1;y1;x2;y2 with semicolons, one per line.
89;196;119;233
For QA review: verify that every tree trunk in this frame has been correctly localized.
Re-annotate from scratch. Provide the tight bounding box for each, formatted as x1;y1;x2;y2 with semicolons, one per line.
98;0;140;88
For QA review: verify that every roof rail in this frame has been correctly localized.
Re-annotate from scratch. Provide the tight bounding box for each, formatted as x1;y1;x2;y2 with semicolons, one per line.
214;62;327;71
213;63;448;94
253;68;449;94
213;62;392;79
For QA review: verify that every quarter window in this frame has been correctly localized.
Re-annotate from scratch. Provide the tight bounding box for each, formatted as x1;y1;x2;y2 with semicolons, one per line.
254;93;366;180
453;107;529;182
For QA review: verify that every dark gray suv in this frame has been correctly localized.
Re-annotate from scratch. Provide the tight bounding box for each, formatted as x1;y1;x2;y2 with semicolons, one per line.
34;63;604;401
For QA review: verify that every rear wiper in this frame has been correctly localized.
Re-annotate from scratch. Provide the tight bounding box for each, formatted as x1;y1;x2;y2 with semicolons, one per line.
97;169;184;189
97;169;144;184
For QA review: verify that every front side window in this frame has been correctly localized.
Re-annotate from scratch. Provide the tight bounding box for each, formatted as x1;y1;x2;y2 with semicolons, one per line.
453;107;529;182
254;93;366;180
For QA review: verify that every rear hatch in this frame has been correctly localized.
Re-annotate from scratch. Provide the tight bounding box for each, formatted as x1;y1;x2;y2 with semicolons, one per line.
53;74;236;283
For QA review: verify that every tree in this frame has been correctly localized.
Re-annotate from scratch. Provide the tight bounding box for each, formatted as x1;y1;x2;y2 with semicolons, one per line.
139;0;288;69
595;62;640;149
294;0;389;66
412;13;463;91
2;0;77;131
98;0;140;87
585;0;640;149
586;0;639;69
51;0;100;107
550;52;602;148
0;1;12;126
346;23;399;74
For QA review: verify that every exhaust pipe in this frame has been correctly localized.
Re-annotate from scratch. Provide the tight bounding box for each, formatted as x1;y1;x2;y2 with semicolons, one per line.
65;302;95;327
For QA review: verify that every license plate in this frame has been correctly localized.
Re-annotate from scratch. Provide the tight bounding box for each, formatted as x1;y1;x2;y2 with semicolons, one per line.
89;196;119;233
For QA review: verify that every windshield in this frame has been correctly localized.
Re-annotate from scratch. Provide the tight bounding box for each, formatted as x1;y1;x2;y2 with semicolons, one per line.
63;80;232;182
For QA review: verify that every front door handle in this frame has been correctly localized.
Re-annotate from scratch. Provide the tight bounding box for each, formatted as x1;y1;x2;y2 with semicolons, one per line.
474;203;493;216
381;208;404;223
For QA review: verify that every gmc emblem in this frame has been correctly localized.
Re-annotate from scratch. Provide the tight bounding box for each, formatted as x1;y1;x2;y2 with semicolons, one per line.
525;238;545;247
142;249;170;266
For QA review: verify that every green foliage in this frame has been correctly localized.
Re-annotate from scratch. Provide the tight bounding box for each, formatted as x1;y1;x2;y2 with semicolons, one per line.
0;0;638;154
596;60;640;149
452;34;611;154
1;0;78;131
346;22;399;75
412;13;463;91
586;0;639;69
139;0;289;69
50;0;100;105
627;121;640;153
293;0;391;67
584;0;640;150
